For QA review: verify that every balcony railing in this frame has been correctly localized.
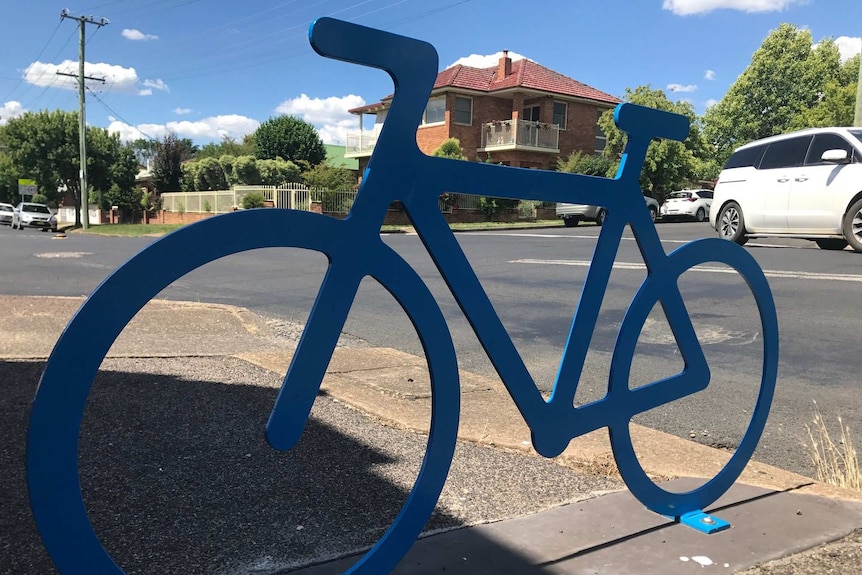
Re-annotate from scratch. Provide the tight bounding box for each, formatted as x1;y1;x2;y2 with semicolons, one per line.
344;131;379;157
481;120;560;151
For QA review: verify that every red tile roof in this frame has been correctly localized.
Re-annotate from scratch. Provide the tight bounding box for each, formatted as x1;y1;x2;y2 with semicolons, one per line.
348;56;620;114
436;58;620;104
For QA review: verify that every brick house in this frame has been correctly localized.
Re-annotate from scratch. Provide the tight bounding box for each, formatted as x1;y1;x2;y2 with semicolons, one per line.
345;51;621;172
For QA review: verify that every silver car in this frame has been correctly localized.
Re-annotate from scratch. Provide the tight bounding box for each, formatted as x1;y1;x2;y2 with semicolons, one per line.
556;194;660;226
0;203;13;225
12;202;58;232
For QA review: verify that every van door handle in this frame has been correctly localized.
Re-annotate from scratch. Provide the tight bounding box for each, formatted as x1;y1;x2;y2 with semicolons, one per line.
776;177;790;183
795;177;808;182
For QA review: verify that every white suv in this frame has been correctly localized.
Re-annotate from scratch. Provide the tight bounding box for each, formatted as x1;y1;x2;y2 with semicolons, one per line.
711;127;862;251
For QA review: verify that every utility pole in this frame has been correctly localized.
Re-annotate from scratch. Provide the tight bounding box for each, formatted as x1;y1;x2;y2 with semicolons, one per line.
58;9;108;230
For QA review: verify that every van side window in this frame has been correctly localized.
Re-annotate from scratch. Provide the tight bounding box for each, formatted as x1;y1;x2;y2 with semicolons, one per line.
805;133;855;165
759;136;813;170
724;144;767;169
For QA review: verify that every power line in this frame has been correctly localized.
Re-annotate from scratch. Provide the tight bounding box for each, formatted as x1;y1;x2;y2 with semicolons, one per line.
87;85;159;141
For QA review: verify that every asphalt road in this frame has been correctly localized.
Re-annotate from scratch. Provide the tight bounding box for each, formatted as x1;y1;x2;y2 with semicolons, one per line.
2;219;860;479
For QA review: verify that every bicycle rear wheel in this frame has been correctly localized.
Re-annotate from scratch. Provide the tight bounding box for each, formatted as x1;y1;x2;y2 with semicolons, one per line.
607;238;778;517
27;209;460;574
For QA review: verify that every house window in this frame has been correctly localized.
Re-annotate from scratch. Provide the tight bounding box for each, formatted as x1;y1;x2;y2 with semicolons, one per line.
522;105;540;122
454;96;472;125
552;101;567;129
423;96;445;125
595;109;608;154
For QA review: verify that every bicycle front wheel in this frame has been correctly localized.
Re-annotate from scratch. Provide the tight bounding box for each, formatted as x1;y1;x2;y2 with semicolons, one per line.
607;237;778;517
27;209;460;574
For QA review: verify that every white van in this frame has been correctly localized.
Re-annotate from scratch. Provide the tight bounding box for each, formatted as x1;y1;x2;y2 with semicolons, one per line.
711;127;862;251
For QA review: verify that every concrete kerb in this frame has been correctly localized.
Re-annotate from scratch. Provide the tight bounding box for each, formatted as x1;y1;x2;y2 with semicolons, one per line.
4;294;860;505
8;294;862;572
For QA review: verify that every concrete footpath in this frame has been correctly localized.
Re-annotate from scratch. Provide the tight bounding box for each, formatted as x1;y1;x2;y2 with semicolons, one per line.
2;295;862;574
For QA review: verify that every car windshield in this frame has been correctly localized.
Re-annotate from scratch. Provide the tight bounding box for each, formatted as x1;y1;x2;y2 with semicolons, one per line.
22;204;50;214
0;205;12;212
850;130;862;145
667;192;692;199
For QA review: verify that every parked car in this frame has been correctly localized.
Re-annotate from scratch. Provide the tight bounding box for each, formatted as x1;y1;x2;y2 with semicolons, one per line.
711;126;862;251
660;189;713;222
12;202;58;232
556;194;660;226
0;203;13;225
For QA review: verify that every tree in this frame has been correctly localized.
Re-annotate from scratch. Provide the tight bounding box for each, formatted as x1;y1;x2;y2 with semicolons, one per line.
0;150;19;204
557;151;614;176
256;157;301;185
0;110;131;225
432;138;466;160
302;161;357;190
703;24;845;164
153;133;197;192
253;115;326;166
103;145;142;216
129;138;158;167
196;135;256;160
787;55;860;130
598;86;709;199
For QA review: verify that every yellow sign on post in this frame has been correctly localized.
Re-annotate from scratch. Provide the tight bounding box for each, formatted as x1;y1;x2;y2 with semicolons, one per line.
18;179;37;196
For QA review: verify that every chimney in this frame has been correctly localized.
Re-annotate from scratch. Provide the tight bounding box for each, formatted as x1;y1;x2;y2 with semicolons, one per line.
497;50;511;81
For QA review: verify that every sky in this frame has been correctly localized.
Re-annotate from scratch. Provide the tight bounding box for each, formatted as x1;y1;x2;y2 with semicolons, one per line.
1;0;861;148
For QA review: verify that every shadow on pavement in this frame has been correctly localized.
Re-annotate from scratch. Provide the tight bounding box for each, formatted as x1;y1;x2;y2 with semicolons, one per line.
2;360;563;575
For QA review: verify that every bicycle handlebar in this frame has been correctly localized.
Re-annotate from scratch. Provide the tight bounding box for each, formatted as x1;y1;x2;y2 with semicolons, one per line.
614;103;690;143
309;17;437;150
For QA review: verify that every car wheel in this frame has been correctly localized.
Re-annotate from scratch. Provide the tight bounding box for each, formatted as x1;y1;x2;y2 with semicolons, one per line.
563;216;579;228
596;209;607;227
695;207;706;222
717;202;748;245
648;206;657;223
842;198;862;253
815;239;848;251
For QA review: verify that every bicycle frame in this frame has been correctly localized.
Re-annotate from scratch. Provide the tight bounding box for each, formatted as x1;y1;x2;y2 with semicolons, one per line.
309;18;707;458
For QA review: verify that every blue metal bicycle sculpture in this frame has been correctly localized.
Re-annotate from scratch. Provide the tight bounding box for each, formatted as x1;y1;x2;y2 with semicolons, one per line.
27;17;778;575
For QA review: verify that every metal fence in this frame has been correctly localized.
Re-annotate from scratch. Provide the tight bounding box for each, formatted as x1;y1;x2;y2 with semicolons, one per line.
162;187;551;218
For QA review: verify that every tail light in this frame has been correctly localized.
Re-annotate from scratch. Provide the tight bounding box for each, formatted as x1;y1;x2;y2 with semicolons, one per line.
687;197;697;202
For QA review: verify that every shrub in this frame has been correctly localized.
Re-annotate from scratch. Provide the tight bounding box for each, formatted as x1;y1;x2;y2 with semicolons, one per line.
203;200;212;213
241;192;266;209
32;193;48;204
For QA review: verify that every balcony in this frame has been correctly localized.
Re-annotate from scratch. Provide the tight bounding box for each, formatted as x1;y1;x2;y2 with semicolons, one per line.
344;131;379;158
480;120;560;153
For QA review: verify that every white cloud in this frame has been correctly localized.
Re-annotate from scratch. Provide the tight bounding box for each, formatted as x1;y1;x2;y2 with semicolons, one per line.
107;115;260;143
275;94;366;145
835;36;862;63
0;101;27;124
174;107;192;115
663;0;805;15
122;28;158;41
23;60;166;97
705;98;718;108
142;78;169;92
704;69;716;80
667;83;698;92
448;50;529;69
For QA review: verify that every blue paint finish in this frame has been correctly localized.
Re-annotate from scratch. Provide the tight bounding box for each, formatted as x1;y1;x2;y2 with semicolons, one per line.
27;17;778;574
675;511;732;535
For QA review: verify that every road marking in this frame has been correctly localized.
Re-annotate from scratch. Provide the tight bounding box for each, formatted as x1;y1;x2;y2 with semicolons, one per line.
471;232;805;249
509;258;862;283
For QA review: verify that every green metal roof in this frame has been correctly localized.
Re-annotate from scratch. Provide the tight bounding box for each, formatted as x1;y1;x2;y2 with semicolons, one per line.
325;144;359;170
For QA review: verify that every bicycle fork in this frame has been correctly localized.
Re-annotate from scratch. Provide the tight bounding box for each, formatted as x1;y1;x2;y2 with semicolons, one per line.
265;259;365;452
